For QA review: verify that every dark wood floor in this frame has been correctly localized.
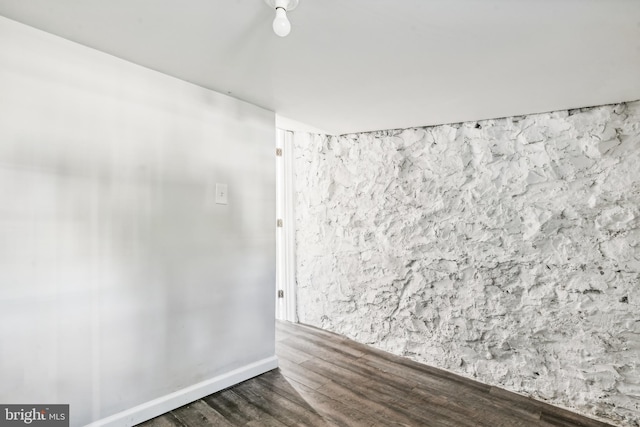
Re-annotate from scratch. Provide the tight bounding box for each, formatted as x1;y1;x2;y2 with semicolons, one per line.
138;320;614;427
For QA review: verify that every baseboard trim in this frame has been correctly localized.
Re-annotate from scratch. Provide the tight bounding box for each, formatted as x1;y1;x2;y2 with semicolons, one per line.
86;356;279;427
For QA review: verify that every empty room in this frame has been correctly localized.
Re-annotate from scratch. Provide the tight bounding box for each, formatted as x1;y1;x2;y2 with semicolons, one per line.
0;1;638;426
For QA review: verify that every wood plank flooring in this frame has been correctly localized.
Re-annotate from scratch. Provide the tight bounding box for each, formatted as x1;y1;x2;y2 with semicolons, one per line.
138;320;614;427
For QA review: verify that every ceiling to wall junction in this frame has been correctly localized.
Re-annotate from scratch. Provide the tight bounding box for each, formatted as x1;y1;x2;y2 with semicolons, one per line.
0;0;639;135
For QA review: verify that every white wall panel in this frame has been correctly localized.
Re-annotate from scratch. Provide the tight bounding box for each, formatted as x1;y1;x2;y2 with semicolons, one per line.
0;16;276;427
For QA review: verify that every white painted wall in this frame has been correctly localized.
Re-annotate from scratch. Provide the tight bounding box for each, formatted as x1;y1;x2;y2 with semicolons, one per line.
0;16;276;427
293;102;640;426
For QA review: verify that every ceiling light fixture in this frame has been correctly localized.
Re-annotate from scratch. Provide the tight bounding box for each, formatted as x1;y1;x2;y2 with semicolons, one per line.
265;0;299;37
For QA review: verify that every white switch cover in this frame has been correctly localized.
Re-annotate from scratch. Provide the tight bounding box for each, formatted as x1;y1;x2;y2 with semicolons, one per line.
215;183;228;205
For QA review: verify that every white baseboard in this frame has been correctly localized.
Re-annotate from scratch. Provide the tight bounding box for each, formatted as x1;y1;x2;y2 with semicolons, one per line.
86;356;279;427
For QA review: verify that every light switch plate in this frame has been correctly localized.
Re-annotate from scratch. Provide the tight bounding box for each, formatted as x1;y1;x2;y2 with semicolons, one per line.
215;183;228;205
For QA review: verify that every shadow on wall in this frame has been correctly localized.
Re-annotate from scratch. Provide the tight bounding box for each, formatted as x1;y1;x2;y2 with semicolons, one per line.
0;19;276;424
0;111;275;423
293;101;640;426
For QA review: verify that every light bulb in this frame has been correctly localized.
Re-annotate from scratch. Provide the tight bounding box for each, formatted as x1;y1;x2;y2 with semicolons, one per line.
272;7;291;37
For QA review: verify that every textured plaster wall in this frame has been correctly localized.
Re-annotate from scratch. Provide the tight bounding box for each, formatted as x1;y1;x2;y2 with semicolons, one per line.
293;101;640;425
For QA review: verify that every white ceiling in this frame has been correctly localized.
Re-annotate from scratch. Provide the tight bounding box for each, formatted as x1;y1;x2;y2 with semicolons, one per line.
0;0;639;135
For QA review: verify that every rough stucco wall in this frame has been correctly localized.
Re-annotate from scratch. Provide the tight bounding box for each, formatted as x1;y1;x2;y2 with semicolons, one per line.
293;101;640;426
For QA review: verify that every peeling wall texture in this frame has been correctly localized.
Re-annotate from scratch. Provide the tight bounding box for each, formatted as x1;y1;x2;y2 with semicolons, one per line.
293;101;640;426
